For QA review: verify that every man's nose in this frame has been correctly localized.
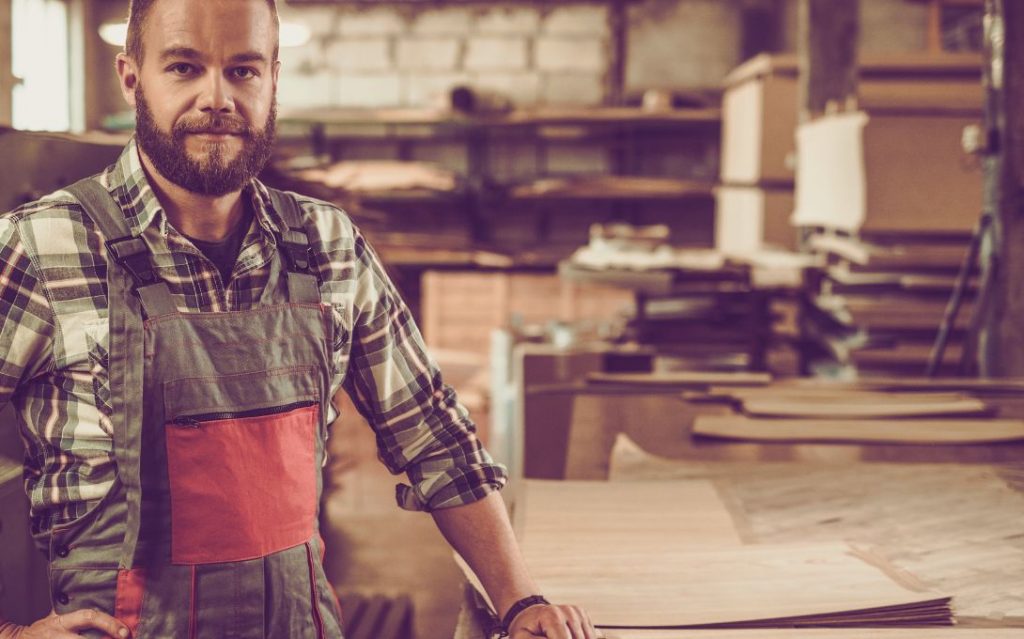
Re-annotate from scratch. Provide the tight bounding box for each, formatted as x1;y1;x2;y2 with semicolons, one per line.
197;71;234;113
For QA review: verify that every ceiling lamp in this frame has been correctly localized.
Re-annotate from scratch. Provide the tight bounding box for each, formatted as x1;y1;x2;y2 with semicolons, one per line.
98;21;128;47
279;21;311;48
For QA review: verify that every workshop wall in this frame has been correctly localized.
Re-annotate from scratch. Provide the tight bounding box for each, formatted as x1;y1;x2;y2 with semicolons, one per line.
0;0;12;126
76;1;932;121
275;2;613;109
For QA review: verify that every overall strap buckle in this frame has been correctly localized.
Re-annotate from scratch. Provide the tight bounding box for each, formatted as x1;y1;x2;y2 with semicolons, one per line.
105;236;159;287
279;227;316;276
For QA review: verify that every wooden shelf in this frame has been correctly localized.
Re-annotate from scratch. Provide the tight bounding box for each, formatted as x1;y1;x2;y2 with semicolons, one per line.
278;106;721;131
509;176;716;201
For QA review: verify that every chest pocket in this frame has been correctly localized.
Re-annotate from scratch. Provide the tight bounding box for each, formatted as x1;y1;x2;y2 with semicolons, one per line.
84;317;112;419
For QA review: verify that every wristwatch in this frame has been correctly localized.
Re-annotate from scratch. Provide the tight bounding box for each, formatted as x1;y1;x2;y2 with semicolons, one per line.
497;595;550;637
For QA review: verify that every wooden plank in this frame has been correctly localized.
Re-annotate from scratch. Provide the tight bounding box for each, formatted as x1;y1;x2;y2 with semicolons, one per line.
695;388;973;405
977;0;1024;376
513;542;949;628
517;480;744;550
607;434;1024;625
510;176;715;201
460;475;951;629
740;398;992;419
789;377;1024;393
588;372;773;387
602;630;1024;639
693;416;1024;444
799;0;859;118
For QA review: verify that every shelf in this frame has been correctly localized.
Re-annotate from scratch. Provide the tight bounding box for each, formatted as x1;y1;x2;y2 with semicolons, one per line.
278;106;721;132
509;176;716;201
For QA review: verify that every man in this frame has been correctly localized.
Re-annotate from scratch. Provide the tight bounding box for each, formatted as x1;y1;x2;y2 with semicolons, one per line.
0;1;596;637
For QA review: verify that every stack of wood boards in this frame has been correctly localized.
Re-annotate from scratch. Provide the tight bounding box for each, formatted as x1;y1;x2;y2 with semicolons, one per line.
689;384;1024;445
598;630;1021;639
804;233;973;377
609;434;1024;625
459;479;952;629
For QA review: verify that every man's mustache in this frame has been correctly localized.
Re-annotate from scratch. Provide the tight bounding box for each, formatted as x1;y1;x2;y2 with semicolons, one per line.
174;117;251;137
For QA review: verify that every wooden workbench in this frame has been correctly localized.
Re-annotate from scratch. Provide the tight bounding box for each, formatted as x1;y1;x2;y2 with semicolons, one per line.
454;379;1024;638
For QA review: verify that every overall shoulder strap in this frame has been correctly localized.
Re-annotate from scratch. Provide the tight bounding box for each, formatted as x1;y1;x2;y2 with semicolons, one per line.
266;188;321;304
64;178;176;318
62;177;151;568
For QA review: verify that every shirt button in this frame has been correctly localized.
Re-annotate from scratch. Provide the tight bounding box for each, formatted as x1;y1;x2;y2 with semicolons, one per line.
56;592;70;605
56;545;70;558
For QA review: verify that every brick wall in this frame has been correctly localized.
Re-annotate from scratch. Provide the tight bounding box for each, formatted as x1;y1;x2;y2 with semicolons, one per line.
277;0;932;111
277;3;611;109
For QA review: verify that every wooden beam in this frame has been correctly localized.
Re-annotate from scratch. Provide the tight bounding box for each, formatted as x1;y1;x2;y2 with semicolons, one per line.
606;0;627;106
740;0;784;61
977;0;1024;376
797;0;859;120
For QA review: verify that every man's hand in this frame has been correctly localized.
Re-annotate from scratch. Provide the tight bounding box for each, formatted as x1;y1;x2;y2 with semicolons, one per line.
507;603;598;639
5;609;130;639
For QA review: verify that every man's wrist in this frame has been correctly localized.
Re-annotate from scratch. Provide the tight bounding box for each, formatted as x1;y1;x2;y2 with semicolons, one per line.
500;594;550;633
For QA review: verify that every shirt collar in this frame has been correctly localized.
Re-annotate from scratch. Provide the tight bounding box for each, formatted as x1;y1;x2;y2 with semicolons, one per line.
102;137;287;239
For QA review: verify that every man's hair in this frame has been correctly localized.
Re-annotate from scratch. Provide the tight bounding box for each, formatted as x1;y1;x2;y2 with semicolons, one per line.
125;0;280;63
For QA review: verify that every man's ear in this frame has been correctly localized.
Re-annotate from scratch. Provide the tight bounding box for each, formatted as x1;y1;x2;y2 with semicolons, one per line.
272;59;281;92
116;53;140;107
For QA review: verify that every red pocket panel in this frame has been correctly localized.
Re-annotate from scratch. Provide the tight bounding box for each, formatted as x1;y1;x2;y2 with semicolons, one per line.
165;405;317;564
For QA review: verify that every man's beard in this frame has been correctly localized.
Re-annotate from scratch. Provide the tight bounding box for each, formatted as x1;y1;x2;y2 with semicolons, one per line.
134;87;277;197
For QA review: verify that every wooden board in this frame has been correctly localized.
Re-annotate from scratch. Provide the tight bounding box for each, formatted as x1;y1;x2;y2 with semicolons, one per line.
461;476;950;629
588;372;773;387
818;378;1024;394
740;398;991;419
693;388;973;405
693;416;1024;444
513;542;949;628
608;434;1024;625
517;480;744;552
601;630;1024;639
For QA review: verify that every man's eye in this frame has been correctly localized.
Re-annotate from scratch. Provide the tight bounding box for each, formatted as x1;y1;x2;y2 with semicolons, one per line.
169;63;195;75
232;67;258;80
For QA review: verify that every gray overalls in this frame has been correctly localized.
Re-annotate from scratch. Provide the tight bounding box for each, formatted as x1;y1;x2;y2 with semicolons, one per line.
47;179;345;638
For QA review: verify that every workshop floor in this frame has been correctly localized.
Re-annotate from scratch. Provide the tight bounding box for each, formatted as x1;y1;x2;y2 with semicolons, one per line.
319;392;478;639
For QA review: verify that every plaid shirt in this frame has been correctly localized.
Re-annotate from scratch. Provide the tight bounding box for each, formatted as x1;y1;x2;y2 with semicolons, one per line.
0;139;506;537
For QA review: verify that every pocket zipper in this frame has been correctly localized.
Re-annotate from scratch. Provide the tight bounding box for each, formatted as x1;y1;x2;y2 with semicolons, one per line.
171;400;317;428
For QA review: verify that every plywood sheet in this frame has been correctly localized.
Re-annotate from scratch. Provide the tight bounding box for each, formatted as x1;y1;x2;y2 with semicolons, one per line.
740;398;991;419
519;542;948;628
461;475;950;629
608;434;1024;624
602;630;1023;639
588;372;772;387
696;388;972;405
517;480;744;551
693;416;1024;444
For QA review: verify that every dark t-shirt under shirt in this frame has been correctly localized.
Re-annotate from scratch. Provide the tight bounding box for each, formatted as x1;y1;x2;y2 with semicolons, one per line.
184;212;252;285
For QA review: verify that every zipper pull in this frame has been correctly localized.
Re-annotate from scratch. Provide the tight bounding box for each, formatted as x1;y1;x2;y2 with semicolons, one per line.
171;416;201;428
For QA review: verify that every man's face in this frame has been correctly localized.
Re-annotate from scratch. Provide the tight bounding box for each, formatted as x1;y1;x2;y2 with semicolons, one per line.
119;0;281;196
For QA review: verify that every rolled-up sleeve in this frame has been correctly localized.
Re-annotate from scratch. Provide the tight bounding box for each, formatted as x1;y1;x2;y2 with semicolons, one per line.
0;215;56;411
340;230;507;512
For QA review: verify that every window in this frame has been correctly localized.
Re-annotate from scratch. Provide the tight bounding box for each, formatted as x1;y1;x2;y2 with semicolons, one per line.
12;0;70;131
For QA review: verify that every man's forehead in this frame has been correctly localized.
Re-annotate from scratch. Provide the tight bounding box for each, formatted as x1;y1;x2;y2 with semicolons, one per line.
144;0;276;59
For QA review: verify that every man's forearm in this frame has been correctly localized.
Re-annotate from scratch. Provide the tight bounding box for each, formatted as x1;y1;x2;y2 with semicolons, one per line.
431;490;538;619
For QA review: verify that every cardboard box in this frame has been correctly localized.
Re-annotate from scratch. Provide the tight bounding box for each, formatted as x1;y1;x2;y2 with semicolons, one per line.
720;52;983;187
714;185;797;253
793;111;983;234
